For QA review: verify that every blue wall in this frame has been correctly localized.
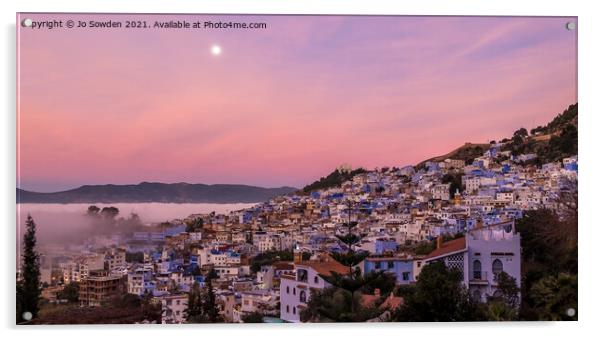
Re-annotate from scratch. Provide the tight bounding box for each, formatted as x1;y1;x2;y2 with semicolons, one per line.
364;259;414;284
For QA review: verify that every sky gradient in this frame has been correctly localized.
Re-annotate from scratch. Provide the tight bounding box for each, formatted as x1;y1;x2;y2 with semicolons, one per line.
17;14;577;192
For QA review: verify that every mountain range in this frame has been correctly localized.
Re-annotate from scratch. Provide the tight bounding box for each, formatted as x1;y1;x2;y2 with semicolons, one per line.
16;182;297;204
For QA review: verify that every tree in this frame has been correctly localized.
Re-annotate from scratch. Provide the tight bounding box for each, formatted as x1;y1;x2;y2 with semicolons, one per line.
250;250;294;273
201;269;221;323
141;291;162;323
302;168;367;193
530;273;577;320
392;261;485;321
513;127;528;139
241;311;264;323
186;282;203;322
484;272;520;321
17;215;41;323
120;213;144;232
516;187;577;320
301;286;381;322
321;200;369;313
360;271;397;296
185;217;204;233
186;270;222;323
302;200;396;322
59;282;80;303
414;240;436;255
442;173;463;197
100;206;120;220
87;205;100;216
493;271;520;309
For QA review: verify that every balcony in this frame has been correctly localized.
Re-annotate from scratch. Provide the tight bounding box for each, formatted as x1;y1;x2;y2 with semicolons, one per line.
469;271;489;284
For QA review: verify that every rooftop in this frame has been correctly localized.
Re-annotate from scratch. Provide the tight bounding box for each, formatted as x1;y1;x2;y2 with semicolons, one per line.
423;237;467;261
296;257;349;277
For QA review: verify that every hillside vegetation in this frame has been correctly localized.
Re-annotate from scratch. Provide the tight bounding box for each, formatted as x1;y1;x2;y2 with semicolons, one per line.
502;103;578;164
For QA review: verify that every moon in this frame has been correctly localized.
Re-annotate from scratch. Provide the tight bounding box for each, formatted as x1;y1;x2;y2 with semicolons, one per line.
211;45;222;56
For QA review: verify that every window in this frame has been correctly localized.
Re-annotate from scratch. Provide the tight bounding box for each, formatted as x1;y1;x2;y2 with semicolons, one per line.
297;269;308;282
402;272;410;281
375;262;381;269
300;290;307;303
417;261;421;268
286;305;289;313
314;276;319;284
286;286;290;294
472;289;481;301
492;259;503;276
293;288;296;295
387;261;394;269
473;260;482;279
293;307;296;315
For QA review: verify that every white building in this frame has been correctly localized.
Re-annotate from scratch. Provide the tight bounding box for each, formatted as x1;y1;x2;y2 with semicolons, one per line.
431;183;451;201
240;289;278;317
422;220;521;302
160;294;188;324
104;247;126;271
127;267;153;295
279;255;348;323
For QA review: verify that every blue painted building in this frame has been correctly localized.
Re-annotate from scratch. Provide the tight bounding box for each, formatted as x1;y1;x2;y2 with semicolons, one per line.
363;257;415;284
374;238;398;255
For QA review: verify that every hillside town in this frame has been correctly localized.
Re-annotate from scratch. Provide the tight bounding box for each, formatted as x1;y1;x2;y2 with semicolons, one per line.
25;138;578;323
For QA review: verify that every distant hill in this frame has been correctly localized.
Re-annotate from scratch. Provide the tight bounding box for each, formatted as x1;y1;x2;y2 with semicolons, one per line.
301;167;367;194
417;103;578;168
416;143;491;169
530;103;578;136
501;103;578;164
16;182;298;204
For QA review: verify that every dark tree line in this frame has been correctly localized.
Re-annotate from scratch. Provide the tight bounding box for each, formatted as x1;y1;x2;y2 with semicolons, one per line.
186;269;222;323
302;168;367;193
17;215;41;323
517;186;578;320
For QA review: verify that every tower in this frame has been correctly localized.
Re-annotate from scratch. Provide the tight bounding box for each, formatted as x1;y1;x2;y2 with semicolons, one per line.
454;188;462;206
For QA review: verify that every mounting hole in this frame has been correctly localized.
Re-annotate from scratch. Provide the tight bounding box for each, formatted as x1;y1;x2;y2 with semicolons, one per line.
22;311;32;321
566;22;576;31
21;18;33;28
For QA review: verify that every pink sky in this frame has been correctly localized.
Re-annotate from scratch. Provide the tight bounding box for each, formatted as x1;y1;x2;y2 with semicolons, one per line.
17;14;577;191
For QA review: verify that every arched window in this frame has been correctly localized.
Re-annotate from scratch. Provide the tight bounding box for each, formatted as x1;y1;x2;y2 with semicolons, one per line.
314;276;319;284
300;290;307;303
473;260;482;279
297;269;308;282
472;289;481;301
492;259;503;276
286;286;290;294
286;305;290;313
293;288;296;295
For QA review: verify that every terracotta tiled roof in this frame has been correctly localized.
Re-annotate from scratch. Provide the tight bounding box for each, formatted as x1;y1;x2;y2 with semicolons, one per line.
361;293;404;310
366;255;413;262
273;261;295;270
296;258;349;277
423;237;467;261
380;294;404;310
